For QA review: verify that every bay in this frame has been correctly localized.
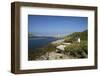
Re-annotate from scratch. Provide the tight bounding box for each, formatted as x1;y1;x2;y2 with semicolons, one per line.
28;37;58;51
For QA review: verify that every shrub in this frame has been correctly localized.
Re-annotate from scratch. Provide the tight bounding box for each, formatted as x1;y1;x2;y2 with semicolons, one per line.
28;44;56;60
64;41;88;58
44;44;56;52
80;41;88;54
64;37;73;43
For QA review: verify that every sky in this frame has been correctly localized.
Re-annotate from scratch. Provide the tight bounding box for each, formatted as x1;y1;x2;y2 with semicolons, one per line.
28;15;87;36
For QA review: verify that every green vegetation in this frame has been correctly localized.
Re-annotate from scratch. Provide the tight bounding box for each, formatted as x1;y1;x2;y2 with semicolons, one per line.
64;30;88;58
64;30;88;43
28;49;47;60
64;37;74;43
28;44;56;60
64;41;87;58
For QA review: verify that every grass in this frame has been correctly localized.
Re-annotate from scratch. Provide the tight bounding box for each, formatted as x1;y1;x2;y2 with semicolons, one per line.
28;44;56;60
64;41;88;58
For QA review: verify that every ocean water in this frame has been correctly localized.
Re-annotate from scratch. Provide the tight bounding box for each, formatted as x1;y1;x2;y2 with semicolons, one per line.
28;37;57;51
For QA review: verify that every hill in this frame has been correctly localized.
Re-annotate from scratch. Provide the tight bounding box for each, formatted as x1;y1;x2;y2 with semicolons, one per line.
64;30;88;42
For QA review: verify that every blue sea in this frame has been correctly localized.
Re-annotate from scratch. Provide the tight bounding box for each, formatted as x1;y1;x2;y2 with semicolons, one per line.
28;37;58;51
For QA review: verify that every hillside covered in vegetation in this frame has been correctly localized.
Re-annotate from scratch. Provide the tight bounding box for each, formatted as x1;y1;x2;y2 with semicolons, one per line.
64;30;88;43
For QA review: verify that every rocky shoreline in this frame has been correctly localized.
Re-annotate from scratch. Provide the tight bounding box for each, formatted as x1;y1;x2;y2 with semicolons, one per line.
35;39;75;60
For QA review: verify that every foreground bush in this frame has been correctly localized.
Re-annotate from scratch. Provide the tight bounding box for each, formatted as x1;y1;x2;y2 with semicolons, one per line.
28;44;56;60
64;41;87;58
64;37;73;43
80;41;88;54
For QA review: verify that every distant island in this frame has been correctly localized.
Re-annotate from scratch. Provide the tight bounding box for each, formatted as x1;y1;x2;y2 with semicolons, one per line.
28;32;66;39
28;30;88;60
